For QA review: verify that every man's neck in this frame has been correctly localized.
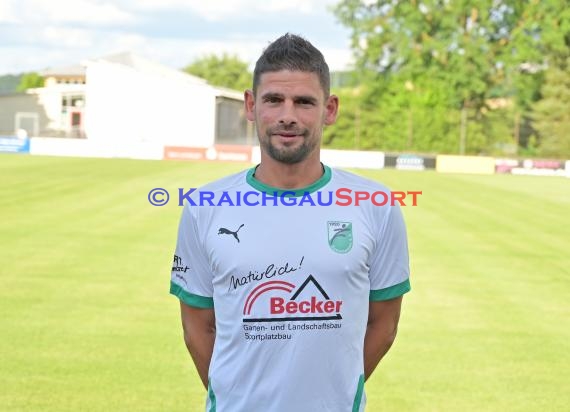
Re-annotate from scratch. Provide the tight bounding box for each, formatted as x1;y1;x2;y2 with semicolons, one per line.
253;157;324;189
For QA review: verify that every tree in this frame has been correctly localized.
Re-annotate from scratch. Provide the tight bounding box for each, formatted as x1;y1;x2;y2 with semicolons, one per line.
532;58;570;158
183;54;252;92
522;1;570;158
331;0;564;155
16;72;43;91
0;74;23;93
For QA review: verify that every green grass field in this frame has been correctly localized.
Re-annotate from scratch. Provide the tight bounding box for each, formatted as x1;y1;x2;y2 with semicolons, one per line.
1;153;568;411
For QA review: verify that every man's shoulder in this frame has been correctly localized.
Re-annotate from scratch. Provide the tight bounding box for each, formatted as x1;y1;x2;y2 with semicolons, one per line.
197;168;251;193
329;167;392;193
179;169;250;212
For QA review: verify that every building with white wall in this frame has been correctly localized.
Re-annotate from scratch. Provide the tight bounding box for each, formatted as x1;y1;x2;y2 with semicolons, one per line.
0;53;252;152
84;53;250;148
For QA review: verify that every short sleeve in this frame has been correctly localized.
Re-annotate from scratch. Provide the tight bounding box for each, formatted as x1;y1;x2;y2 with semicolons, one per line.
170;204;214;308
368;203;411;301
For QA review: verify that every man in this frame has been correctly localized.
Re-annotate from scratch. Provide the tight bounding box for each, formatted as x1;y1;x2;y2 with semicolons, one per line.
170;33;410;411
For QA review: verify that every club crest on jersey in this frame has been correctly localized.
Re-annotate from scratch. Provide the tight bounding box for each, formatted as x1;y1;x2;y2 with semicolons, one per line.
327;221;353;253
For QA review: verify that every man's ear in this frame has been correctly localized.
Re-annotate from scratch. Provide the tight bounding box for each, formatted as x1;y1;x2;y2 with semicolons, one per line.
244;89;255;122
324;94;339;126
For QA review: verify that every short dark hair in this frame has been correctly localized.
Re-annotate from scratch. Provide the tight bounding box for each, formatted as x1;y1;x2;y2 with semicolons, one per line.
253;33;330;98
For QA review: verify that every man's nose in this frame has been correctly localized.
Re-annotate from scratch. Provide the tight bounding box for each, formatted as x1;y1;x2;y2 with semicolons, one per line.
278;100;297;125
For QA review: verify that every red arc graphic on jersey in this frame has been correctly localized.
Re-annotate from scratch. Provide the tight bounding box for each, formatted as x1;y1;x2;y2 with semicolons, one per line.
243;280;295;315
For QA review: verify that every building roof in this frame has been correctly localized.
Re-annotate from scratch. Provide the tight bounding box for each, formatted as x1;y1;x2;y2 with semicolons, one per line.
42;52;244;101
90;52;208;86
215;86;246;100
40;65;86;77
89;52;244;100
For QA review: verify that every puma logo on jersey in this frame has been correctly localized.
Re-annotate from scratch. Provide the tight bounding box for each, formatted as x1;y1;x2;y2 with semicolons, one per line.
218;224;244;243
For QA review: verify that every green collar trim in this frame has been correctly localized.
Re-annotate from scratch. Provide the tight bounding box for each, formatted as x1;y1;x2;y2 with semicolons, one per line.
246;164;332;197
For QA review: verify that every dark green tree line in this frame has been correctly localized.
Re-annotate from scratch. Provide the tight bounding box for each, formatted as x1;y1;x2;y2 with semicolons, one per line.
325;0;569;157
16;72;44;91
183;54;252;92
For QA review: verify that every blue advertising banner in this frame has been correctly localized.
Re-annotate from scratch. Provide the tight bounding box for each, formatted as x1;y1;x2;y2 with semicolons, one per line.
0;136;30;153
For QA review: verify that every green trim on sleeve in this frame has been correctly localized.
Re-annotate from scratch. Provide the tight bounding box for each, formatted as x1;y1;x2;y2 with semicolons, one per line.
369;278;411;301
208;380;216;412
170;281;214;308
352;374;365;412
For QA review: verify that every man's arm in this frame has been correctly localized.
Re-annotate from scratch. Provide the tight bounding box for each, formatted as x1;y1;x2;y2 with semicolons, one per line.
179;302;216;389
363;296;403;380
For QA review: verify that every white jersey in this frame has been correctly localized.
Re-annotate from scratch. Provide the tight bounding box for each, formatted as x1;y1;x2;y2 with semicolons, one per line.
170;165;410;412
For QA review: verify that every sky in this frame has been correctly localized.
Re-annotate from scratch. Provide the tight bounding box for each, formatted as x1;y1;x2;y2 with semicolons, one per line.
0;0;354;76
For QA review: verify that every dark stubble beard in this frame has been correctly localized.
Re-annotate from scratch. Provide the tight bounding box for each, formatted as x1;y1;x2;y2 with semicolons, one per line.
260;127;319;165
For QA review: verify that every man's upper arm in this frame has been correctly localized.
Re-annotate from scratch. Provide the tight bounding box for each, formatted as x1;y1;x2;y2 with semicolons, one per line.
368;296;403;327
180;301;216;334
179;301;216;390
364;296;404;380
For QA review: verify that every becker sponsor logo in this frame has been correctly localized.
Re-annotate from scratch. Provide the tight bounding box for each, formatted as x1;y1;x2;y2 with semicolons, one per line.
242;275;343;323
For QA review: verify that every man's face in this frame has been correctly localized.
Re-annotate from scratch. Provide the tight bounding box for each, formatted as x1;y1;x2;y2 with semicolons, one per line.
244;70;338;164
